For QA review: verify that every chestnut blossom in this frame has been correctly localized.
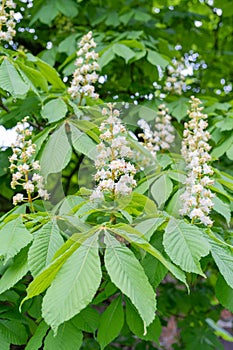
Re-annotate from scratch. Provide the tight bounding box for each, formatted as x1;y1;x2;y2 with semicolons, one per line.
90;104;137;201
0;0;16;43
9;117;49;206
68;31;99;101
138;104;175;158
179;96;214;226
164;59;186;95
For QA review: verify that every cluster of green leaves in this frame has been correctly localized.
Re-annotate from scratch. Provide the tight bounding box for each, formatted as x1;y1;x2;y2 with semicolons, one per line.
0;0;233;349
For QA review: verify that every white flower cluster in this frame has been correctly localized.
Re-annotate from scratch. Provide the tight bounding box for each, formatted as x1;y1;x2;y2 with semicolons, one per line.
90;104;137;200
9;117;49;206
164;59;186;95
179;96;214;226
0;0;16;43
138;104;175;158
68;31;99;101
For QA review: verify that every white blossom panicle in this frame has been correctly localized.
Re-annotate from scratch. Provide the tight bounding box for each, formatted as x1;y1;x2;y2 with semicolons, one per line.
90;104;137;201
164;59;186;95
138;104;175;158
68;31;99;101
9;117;49;206
0;0;16;43
179;96;214;226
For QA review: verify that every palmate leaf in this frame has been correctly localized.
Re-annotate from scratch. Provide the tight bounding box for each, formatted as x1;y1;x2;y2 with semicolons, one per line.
108;224;187;288
97;295;124;350
0;246;29;294
44;320;82;350
104;232;156;333
42;233;102;333
163;218;210;275
28;220;64;277
0;216;32;264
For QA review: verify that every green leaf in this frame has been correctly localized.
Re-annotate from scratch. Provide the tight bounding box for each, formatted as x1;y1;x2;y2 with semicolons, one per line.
30;1;59;25
0;320;28;345
209;237;233;289
72;306;99;333
109;225;187;287
166;188;185;217
142;231;168;290
0;59;29;98
25;321;49;350
0;246;29;294
55;0;79;18
169;98;189;122
41;98;68;123
113;44;135;63
164;218;210;275
135;217;166;241
0;216;32;264
215;275;233;313
104;232;156;332
206;318;233;342
98;47;115;69
40;124;72;178
147;50;169;69
42;233;102;333
70;122;97;160
58;34;77;55
28;221;64;277
17;61;48;92
23;227;98;304
212;196;231;225
216;116;233;131
27;54;66;90
44;321;82;350
0;337;9;350
211;134;233;158
151;174;173;208
97;295;124;349
125;298;161;342
226;143;233;160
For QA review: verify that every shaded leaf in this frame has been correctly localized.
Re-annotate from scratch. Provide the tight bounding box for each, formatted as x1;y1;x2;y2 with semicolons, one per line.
215;275;233;313
125;298;161;342
25;321;49;350
97;295;124;349
44;321;82;350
